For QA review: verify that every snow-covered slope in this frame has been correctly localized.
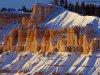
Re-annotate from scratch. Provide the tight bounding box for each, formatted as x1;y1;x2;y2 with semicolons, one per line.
0;4;100;75
0;11;31;14
0;22;20;44
0;52;99;75
43;7;100;34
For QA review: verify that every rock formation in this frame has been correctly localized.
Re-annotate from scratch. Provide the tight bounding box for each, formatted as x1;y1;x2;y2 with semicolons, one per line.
16;29;27;52
2;4;100;54
22;3;57;28
0;14;30;27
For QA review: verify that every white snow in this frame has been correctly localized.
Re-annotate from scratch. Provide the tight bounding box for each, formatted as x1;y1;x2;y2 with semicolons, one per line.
0;3;100;75
3;52;32;71
0;11;30;15
44;8;99;29
0;22;20;44
0;51;18;69
0;52;99;75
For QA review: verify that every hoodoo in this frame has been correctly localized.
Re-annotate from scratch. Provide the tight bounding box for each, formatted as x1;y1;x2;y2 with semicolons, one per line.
0;1;100;75
2;3;100;55
21;3;57;28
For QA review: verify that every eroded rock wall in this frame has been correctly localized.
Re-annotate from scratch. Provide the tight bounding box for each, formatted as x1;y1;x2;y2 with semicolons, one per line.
0;14;30;27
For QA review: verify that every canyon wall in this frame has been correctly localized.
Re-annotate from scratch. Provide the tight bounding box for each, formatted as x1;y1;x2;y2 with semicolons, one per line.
0;14;30;27
22;3;57;27
3;26;100;54
2;4;100;54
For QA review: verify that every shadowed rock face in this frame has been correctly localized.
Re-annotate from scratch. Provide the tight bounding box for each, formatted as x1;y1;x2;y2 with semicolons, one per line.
0;14;30;27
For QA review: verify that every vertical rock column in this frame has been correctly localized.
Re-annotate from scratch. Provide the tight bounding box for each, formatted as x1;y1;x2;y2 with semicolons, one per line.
3;35;10;51
41;29;50;53
78;34;83;52
57;37;65;52
31;29;39;52
48;29;55;53
89;40;96;54
82;34;89;54
66;27;78;52
22;16;28;26
41;37;46;53
16;29;27;52
25;29;31;51
9;29;18;51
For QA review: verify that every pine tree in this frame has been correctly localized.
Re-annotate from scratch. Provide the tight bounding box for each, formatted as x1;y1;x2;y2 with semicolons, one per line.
50;0;53;4
71;4;74;11
28;9;32;12
75;2;80;13
54;0;59;5
69;3;74;11
81;1;85;15
98;6;100;17
85;4;91;15
18;8;21;11
95;6;99;16
1;7;7;11
69;2;72;10
60;0;64;6
21;6;26;11
64;0;68;8
89;4;94;16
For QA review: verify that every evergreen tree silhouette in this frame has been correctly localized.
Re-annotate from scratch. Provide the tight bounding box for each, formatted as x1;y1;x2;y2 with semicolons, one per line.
81;1;85;15
64;0;68;8
52;0;100;17
60;0;64;6
75;2;80;13
54;0;59;5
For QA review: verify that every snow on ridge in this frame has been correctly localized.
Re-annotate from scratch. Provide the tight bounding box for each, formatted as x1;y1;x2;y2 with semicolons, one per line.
0;22;20;44
0;51;99;75
0;11;31;15
43;8;100;35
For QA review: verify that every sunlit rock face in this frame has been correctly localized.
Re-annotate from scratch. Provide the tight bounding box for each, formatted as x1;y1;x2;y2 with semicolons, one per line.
2;3;100;54
31;3;57;26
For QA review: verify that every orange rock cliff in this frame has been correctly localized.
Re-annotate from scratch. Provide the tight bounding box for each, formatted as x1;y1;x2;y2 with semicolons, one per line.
2;4;100;54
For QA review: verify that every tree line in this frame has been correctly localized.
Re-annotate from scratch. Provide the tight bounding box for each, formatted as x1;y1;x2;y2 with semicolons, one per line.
0;6;32;13
51;0;100;17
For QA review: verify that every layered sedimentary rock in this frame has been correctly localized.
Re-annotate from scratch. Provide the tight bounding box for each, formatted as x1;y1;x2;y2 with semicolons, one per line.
0;14;30;27
22;17;29;25
22;3;57;28
3;4;100;54
25;29;32;51
3;26;100;54
32;3;57;25
82;33;90;54
3;35;10;51
57;37;65;52
16;29;27;51
9;29;18;50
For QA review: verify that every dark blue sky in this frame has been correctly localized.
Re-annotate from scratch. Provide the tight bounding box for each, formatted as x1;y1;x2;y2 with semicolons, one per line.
0;0;51;9
0;0;100;9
